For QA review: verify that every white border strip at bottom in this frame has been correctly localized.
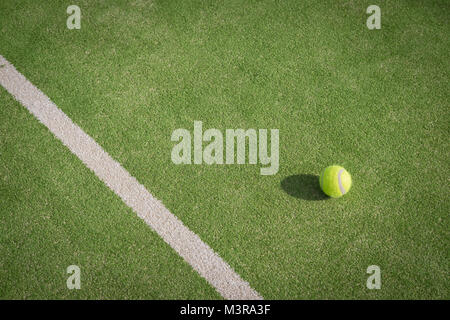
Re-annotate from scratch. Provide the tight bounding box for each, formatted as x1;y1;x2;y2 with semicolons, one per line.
0;55;262;300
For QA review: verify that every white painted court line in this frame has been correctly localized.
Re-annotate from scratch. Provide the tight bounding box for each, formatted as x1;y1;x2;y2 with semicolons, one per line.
0;55;262;300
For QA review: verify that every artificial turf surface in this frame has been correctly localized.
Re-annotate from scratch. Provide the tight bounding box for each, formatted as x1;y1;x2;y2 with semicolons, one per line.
0;0;449;299
0;89;221;299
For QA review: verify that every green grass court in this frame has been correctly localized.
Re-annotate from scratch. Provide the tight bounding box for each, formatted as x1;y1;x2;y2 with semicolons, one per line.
0;0;448;299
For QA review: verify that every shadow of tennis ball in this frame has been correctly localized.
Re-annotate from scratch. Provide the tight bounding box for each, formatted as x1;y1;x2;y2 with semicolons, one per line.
281;174;328;201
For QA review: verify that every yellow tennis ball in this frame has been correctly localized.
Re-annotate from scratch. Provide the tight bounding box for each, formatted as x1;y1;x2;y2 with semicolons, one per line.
319;165;352;198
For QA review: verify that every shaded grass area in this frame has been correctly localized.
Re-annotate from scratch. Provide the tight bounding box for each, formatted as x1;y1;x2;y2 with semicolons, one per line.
281;175;328;201
0;0;449;298
0;89;221;299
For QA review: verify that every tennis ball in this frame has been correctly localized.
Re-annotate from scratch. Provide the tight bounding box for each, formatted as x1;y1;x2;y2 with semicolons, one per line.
319;165;352;198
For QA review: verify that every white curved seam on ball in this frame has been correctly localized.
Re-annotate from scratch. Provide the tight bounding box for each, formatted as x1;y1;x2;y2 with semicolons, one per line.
337;169;346;195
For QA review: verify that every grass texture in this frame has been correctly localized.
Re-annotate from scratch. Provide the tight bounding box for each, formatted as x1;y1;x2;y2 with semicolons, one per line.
0;0;449;299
